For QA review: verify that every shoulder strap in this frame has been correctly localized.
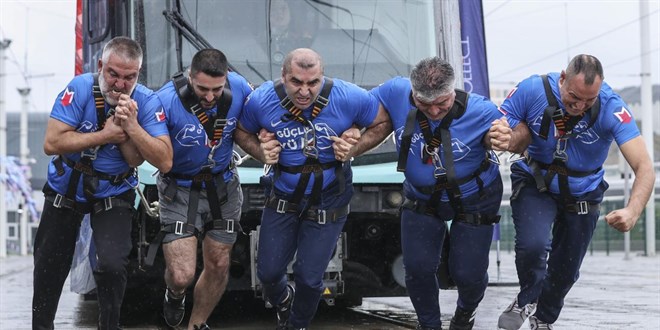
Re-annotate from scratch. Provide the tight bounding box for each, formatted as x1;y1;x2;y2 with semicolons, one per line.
539;74;600;139
397;89;468;172
539;74;558;140
396;106;418;172
92;73;109;131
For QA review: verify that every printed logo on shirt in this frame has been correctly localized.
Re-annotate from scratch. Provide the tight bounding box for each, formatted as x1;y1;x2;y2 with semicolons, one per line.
614;107;632;124
155;108;166;122
176;124;205;147
61;87;74;106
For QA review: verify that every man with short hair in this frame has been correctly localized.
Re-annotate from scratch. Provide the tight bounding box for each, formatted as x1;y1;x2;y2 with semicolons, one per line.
491;54;655;329
370;56;508;330
154;48;254;330
235;48;391;330
33;36;172;330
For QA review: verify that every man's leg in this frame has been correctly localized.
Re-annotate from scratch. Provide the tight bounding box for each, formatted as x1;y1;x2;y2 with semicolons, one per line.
162;236;197;326
288;215;347;328
257;208;299;310
90;205;133;330
511;184;557;306
534;184;605;324
400;208;444;329
187;238;232;329
32;204;83;330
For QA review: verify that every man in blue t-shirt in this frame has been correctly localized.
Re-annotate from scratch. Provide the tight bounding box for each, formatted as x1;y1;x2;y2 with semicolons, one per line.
491;54;655;330
371;57;507;330
235;48;391;330
154;48;254;330
33;36;173;330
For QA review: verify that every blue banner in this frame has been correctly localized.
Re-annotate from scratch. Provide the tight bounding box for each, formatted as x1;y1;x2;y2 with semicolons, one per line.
459;0;501;241
459;0;490;98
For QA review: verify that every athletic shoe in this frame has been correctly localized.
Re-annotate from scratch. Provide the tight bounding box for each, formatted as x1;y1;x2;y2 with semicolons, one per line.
529;316;553;330
498;297;536;330
449;306;476;330
193;322;211;330
275;284;295;330
162;289;186;327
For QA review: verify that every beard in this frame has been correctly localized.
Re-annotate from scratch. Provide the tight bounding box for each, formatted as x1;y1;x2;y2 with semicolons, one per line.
99;73;137;106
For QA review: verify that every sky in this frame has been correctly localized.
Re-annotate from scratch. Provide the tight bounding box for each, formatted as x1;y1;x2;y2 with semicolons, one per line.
0;0;658;114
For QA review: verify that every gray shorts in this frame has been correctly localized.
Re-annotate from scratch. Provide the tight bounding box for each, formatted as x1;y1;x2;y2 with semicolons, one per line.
157;172;243;244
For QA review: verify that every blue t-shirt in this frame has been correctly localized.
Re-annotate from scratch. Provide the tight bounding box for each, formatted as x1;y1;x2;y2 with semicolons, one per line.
240;78;379;196
47;73;169;201
156;72;253;185
371;76;502;201
501;72;640;195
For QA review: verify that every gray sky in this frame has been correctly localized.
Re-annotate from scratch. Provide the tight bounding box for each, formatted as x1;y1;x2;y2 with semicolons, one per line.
0;0;658;113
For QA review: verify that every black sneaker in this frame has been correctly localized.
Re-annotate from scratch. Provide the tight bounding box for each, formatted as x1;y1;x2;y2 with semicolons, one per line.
449;306;476;330
193;323;211;330
163;289;186;327
275;285;295;330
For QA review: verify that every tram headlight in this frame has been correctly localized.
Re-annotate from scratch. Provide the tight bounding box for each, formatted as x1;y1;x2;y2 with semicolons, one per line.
385;191;403;208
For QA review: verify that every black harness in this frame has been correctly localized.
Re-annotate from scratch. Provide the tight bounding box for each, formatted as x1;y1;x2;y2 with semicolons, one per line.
47;73;134;215
265;78;348;222
526;74;601;214
398;89;499;225
146;73;238;266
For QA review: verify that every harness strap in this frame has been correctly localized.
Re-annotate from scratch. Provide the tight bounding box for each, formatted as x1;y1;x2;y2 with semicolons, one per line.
172;72;233;144
203;218;242;234
538;74;601;140
55;155;136;184
401;198;499;225
145;170;230;267
264;195;350;224
413;157;492;195
275;161;342;209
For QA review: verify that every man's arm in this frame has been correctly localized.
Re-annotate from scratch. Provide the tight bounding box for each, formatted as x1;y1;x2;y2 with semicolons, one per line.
331;103;392;161
605;136;655;232
43;117;128;155
235;124;280;165
115;96;173;173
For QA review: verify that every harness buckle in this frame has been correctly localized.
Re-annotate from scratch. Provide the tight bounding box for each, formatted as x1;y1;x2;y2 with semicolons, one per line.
577;201;589;215
315;95;329;108
80;147;99;161
276;199;287;214
317;210;327;225
174;221;185;235
103;197;113;211
214;118;227;128
53;194;64;208
225;219;235;233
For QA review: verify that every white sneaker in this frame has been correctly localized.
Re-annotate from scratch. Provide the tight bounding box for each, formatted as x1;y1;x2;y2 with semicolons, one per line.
529;315;553;330
497;297;537;330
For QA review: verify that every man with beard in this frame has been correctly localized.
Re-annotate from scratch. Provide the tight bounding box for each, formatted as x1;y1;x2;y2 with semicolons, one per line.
235;48;391;330
151;49;254;330
33;36;173;330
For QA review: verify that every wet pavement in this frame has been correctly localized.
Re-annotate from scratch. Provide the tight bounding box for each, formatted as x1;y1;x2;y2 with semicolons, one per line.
1;251;659;329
